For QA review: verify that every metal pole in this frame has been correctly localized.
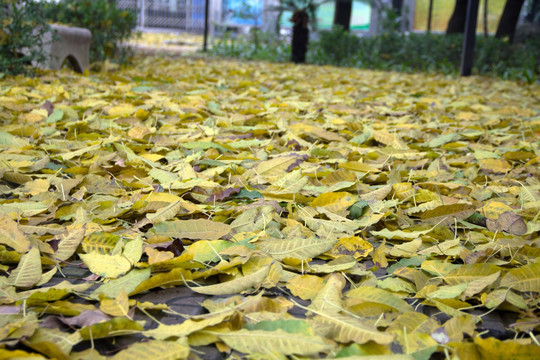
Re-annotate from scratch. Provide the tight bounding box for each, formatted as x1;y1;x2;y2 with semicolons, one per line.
203;0;210;51
427;0;433;33
140;0;145;29
483;0;488;37
460;0;480;76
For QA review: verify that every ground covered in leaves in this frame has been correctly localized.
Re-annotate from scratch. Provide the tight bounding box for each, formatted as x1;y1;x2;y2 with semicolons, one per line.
0;56;539;360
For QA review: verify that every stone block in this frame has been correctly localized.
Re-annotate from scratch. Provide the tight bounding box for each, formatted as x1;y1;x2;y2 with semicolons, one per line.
38;24;92;73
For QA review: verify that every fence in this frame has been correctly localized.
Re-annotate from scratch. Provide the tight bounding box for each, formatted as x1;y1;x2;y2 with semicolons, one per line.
116;0;215;33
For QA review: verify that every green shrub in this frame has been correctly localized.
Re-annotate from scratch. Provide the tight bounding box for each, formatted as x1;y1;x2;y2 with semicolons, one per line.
42;0;137;64
210;32;291;63
209;25;539;82
308;28;539;83
0;0;52;76
309;25;361;66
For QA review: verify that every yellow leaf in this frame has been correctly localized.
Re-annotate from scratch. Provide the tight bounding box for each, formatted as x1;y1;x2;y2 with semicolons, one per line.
127;125;151;140
0;214;30;253
372;130;408;150
480;201;514;219
372;240;388;268
347;286;414;313
500;263;540;292
475;337;540;360
421;203;476;225
134;108;149;120
144;309;234;339
217;329;333;356
79;253;131;278
149;219;231;240
309;273;346;314
286;274;325;300
189;264;270;295
143;192;181;203
100;289;130;317
107;104;137;117
479;158;512;174
130;268;192;295
339;161;381;173
19;178;50;196
310;192;357;214
327;236;373;259
54;224;87;262
312;313;394;345
145;247;174;265
8;247;42;288
289;122;347;142
255;156;297;181
111;339;189;360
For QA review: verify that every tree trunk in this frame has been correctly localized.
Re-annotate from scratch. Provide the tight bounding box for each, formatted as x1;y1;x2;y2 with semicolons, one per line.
427;0;433;32
334;0;353;31
495;0;525;41
447;0;469;34
525;0;539;23
291;10;309;63
392;0;403;14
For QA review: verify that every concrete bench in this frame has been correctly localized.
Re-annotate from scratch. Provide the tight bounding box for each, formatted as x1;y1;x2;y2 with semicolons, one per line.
37;24;92;73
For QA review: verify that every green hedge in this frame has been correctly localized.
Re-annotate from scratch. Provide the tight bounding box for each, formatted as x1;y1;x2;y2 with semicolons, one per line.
210;27;540;83
211;32;291;63
0;0;51;76
309;27;540;83
42;0;137;64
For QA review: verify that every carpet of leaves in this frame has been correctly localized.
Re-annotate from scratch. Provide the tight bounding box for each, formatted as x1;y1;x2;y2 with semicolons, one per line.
0;56;539;360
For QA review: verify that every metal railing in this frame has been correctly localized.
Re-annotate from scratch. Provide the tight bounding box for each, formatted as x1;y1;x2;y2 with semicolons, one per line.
116;0;208;32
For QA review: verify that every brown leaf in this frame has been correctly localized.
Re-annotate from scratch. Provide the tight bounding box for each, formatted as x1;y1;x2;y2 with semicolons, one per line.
486;211;527;235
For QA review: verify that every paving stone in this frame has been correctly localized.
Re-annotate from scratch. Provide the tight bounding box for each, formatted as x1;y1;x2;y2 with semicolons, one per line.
135;287;208;322
192;346;226;360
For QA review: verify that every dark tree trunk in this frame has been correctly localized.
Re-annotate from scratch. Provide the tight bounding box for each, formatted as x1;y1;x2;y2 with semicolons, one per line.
334;0;353;31
291;10;309;63
392;0;403;28
392;0;403;14
461;0;480;76
495;0;525;41
447;0;469;34
525;0;539;23
427;0;434;32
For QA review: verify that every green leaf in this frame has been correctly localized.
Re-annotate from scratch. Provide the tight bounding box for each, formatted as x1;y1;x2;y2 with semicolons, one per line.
245;319;313;336
349;200;369;219
46;109;64;124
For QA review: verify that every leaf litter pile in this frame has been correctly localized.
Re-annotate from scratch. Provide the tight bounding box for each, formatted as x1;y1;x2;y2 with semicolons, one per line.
0;56;539;360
